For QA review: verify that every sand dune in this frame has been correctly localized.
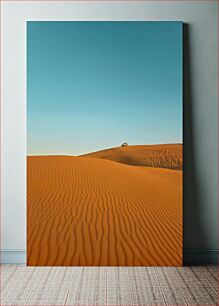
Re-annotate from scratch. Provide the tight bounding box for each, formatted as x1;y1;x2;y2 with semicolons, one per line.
27;155;182;266
81;143;182;170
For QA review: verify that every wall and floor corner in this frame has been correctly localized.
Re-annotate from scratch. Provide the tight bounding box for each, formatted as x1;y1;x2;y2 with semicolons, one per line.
1;1;218;265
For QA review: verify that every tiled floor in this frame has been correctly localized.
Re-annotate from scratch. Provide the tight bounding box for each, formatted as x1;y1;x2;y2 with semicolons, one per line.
1;265;218;305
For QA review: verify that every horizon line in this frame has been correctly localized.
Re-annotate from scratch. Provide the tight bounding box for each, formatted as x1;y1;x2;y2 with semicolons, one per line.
27;142;182;157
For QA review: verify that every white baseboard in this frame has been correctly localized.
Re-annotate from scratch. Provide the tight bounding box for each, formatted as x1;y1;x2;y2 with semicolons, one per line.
1;249;218;265
183;249;218;265
0;250;26;264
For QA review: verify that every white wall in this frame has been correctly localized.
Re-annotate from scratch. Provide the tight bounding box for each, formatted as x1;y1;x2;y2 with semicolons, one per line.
1;1;218;263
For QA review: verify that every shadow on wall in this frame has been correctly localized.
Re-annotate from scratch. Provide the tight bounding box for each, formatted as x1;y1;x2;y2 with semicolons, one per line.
183;24;215;265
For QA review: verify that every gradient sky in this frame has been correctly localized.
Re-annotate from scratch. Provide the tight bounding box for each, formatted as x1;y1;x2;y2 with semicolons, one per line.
27;21;182;156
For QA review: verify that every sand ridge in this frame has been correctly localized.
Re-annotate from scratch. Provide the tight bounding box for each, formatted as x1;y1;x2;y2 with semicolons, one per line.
81;143;182;170
27;154;182;266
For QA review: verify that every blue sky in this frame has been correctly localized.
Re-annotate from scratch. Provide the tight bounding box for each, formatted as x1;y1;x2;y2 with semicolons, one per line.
27;21;182;155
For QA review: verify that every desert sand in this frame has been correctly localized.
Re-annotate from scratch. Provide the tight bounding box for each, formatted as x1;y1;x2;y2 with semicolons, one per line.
81;144;182;170
27;145;182;266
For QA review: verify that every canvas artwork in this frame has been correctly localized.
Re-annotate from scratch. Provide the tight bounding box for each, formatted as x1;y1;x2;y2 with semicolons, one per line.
27;21;183;266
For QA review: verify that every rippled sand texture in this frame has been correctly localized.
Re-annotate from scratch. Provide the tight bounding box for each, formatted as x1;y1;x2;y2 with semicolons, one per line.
27;146;182;266
81;144;182;170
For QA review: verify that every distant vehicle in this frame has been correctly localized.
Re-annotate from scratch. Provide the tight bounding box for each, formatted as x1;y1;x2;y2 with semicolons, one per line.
121;142;128;147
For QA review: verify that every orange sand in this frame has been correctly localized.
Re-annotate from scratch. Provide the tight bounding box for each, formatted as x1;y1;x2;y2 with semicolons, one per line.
27;151;182;266
81;144;182;170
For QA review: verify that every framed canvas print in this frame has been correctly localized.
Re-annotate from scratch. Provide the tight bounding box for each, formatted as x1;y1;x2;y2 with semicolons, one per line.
27;21;183;266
